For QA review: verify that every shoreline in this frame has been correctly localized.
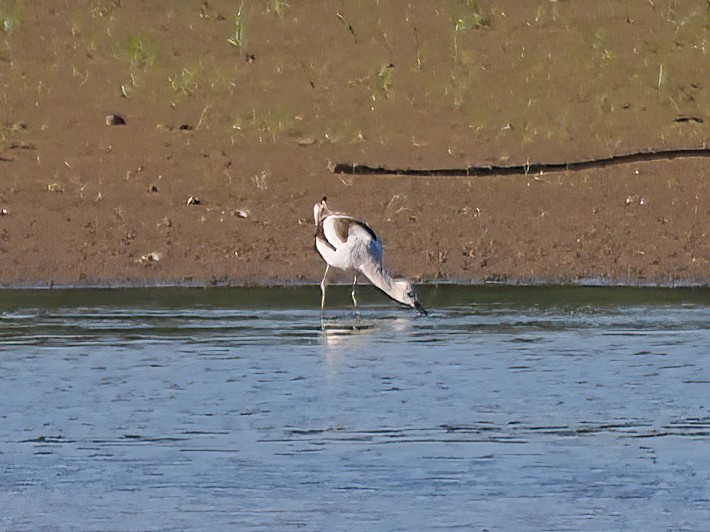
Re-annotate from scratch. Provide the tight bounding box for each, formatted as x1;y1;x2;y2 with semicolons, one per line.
2;277;708;290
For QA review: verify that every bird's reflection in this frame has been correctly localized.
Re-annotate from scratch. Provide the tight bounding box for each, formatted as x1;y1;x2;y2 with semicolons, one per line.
317;311;421;385
319;312;418;347
320;314;376;347
318;316;374;386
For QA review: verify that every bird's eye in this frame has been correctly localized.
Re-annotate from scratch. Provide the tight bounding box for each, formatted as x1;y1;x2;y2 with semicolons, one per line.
407;291;415;298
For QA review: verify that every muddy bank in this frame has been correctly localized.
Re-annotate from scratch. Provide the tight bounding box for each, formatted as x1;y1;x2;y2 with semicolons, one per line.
0;1;708;287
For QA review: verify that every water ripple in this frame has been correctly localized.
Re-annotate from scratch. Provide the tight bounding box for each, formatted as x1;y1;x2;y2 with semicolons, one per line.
0;287;708;530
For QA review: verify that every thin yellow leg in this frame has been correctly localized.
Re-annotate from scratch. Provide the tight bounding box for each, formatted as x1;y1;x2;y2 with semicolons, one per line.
320;264;330;312
351;274;358;308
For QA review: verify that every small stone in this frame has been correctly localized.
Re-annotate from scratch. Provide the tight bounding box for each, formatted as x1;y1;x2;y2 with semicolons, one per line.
186;196;201;205
138;251;162;265
233;209;250;219
0;208;8;215
105;113;126;126
148;184;159;193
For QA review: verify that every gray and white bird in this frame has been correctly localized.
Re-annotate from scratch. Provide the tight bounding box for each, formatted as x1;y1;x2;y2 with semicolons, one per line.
314;197;427;315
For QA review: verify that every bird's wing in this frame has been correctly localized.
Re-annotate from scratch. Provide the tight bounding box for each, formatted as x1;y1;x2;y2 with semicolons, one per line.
316;214;380;255
329;216;379;244
333;216;383;269
331;217;350;243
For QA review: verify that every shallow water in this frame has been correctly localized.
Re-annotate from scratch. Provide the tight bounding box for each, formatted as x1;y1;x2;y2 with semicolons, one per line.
1;286;708;530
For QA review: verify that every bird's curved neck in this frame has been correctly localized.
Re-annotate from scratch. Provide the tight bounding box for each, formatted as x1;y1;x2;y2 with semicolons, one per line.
359;262;402;305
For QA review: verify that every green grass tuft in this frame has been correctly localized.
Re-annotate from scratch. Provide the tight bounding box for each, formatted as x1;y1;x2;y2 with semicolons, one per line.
456;0;491;31
376;63;395;99
126;35;157;67
169;67;197;97
0;0;24;34
227;2;246;48
266;0;289;17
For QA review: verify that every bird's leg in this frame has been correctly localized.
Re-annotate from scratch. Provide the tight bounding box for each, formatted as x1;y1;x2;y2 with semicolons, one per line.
351;274;358;308
320;264;330;314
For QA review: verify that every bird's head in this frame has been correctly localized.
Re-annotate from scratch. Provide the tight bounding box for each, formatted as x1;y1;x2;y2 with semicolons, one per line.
392;279;427;315
313;196;330;225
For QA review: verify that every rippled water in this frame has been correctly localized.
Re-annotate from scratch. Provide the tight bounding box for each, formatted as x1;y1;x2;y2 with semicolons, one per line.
1;286;708;530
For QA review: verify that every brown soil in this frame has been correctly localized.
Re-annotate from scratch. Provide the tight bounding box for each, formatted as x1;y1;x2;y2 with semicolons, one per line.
0;1;708;287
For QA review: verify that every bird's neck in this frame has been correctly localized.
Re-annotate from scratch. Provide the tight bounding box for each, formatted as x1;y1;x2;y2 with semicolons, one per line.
359;262;402;304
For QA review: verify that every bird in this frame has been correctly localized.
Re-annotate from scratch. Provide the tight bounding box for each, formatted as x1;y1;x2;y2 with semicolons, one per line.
313;197;427;315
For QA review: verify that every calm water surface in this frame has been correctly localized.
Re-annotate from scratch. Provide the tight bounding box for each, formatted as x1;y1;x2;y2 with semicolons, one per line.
0;286;708;530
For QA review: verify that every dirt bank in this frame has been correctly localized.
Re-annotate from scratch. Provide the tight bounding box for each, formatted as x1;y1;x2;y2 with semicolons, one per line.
0;1;708;287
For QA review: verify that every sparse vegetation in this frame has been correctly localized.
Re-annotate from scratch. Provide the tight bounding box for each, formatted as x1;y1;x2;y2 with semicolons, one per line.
592;28;616;62
467;0;491;29
456;0;491;32
169;67;197;97
1;121;18;141
412;33;422;71
258;110;298;142
90;0;121;19
376;63;394;99
126;35;157;67
453;1;491;59
446;74;465;109
232;109;302;143
0;0;23;34
266;0;288;17
227;2;246;48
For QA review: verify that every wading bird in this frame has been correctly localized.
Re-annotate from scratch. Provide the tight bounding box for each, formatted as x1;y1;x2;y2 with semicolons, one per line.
314;197;427;315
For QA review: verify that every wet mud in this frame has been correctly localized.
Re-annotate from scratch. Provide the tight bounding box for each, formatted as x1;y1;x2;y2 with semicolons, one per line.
0;1;708;286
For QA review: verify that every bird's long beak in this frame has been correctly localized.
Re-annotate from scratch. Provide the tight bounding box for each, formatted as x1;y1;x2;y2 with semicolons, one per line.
414;301;428;316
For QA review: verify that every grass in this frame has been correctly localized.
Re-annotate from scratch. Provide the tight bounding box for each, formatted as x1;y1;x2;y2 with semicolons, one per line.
453;1;491;59
592;28;616;62
0;0;23;34
467;0;492;29
266;0;289;17
169;67;197;97
0;120;24;141
227;2;246;48
121;34;157;97
257;110;298;142
232;108;301;143
446;74;465;109
376;63;394;99
456;0;491;31
412;24;423;70
126;34;157;67
90;0;120;19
